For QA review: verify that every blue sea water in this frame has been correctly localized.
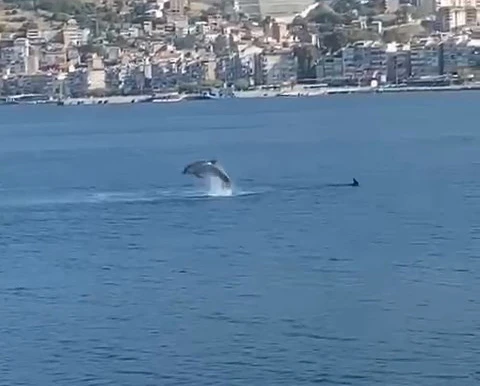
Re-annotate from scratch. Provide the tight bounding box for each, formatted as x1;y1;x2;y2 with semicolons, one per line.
0;93;480;385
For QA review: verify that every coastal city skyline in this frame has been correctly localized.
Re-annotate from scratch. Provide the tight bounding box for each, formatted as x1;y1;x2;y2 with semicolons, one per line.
0;3;479;384
0;0;480;101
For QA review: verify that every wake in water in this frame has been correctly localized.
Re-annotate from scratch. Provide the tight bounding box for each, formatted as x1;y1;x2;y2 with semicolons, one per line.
0;183;263;208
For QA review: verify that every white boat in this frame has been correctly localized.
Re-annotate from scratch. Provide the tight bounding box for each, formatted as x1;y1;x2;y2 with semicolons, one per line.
152;92;185;103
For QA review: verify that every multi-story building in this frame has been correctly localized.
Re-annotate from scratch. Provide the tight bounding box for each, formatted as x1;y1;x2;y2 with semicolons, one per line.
216;54;242;84
436;6;467;31
0;73;57;96
342;41;387;82
0;38;30;73
316;52;344;80
439;35;480;76
441;35;470;74
467;39;480;67
386;43;411;83
410;37;441;77
150;56;205;90
21;74;57;95
258;48;297;85
65;68;89;97
105;65;122;94
104;46;122;63
40;44;67;70
87;54;106;92
169;0;185;16
201;55;217;82
238;45;263;85
434;0;480;31
118;64;147;94
63;19;89;47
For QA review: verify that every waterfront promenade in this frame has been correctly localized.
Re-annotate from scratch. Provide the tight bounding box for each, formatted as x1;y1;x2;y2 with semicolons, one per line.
3;82;480;106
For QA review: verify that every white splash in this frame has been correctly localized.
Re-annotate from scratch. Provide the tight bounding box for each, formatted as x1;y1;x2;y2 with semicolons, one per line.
204;175;233;197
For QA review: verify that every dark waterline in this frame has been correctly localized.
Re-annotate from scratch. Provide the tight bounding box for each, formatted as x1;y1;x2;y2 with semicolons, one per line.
1;93;480;385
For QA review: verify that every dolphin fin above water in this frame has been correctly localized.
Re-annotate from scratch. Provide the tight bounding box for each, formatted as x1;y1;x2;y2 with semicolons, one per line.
324;178;360;187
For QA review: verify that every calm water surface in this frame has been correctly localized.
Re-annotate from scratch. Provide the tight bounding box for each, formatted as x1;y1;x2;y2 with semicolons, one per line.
0;93;479;385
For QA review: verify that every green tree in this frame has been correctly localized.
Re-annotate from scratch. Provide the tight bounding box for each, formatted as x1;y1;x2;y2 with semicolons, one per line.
291;15;307;27
174;35;196;50
308;7;343;25
202;79;223;88
234;78;250;90
322;31;347;52
50;13;70;23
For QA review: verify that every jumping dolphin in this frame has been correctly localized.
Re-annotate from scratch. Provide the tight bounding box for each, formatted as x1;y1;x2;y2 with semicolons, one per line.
182;160;232;188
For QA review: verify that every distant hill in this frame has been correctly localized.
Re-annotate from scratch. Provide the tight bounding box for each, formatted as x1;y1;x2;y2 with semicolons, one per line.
0;0;117;32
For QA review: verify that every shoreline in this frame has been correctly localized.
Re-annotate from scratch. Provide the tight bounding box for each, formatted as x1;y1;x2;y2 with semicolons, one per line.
3;83;480;106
